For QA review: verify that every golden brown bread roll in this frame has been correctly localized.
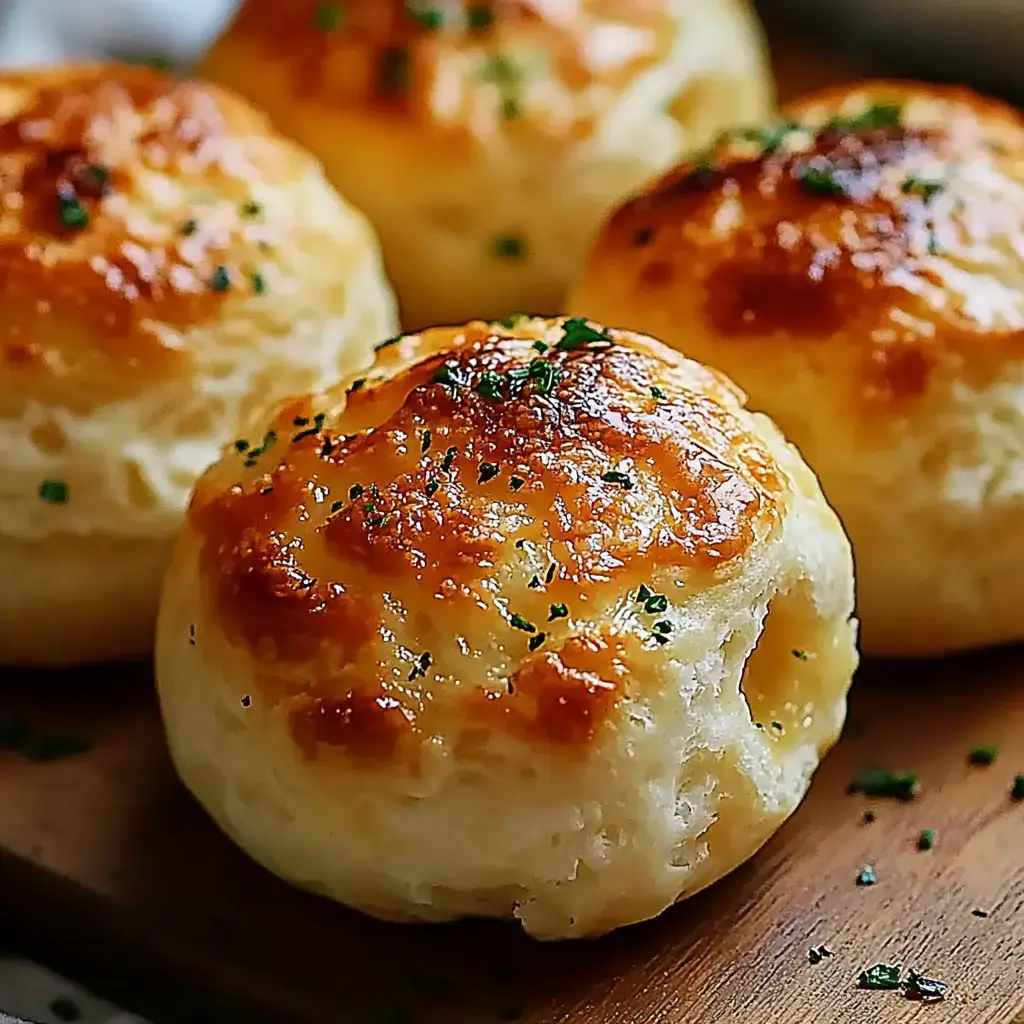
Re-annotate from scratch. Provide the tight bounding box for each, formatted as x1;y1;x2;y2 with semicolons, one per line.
199;0;772;330
570;81;1024;657
0;63;397;666
156;315;857;939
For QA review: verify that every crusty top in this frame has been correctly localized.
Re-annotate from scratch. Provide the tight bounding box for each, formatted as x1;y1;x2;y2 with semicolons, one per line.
187;317;784;763
0;64;326;415
203;0;679;138
580;81;1024;404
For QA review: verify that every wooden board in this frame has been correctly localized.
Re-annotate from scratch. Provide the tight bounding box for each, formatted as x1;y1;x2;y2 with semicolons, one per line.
2;653;1024;1024
3;21;1024;1024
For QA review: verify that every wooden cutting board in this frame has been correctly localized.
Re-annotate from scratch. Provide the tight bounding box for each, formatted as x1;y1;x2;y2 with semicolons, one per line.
2;20;1023;1024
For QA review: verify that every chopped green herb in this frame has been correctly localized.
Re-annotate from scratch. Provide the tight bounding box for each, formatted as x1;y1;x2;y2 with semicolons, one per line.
797;165;848;198
57;191;89;229
531;340;548;353
243;430;278;467
234;439;250;452
904;969;948;1002
528;359;564;394
827;103;902;134
1012;775;1024;800
375;333;403;351
39;479;68;504
545;562;557;584
509;476;525;491
241;199;263;217
652;620;672;634
441;446;458;471
48;996;82;1023
478;462;500;483
349;378;367;393
636;584;652;602
467;4;495;29
250;271;266;294
330;500;344;513
209;265;231;292
240;694;251;708
601;470;633;489
475;370;505;401
740;122;799;154
792;649;809;660
79;163;111;193
808;945;833;966
313;2;344;31
349;483;364;500
969;745;998;766
856;865;877;886
900;177;944;202
771;721;784;732
433;363;470;390
528;632;546;651
548;603;568;621
494;235;525;259
420;429;432;453
502;97;521;119
847;767;919;801
917;828;935;851
380;46;411;94
558;317;609;349
927;232;941;256
528;575;542;589
293;416;309;427
858;963;902;990
405;2;444;29
425;480;440;497
510;613;536;633
495;312;528;328
180;218;198;235
643;594;668;614
972;908;989;918
650;386;666;399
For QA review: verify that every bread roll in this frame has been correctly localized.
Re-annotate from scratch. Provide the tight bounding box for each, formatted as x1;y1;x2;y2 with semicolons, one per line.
199;0;772;331
570;81;1024;657
156;315;857;939
0;63;397;665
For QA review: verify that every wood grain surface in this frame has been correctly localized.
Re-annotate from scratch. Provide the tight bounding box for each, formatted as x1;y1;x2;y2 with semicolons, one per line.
2;21;1023;1024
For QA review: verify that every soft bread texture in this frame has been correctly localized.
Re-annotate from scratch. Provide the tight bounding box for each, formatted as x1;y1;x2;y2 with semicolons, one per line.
0;63;397;665
571;81;1024;657
156;315;857;939
199;0;772;331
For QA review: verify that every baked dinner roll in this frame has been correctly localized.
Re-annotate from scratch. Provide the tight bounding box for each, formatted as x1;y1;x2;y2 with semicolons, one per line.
156;315;857;939
571;81;1024;657
0;63;397;666
199;0;772;331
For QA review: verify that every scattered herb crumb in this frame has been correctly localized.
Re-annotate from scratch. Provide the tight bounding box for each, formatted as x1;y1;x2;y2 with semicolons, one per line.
792;649;808;660
650;385;666;399
969;745;998;766
39;479;68;503
57;192;89;230
636;584;652;602
601;470;633;488
917;828;935;851
478;462;500;484
904;969;948;1002
466;4;495;29
901;177;945;202
797;165;848;198
408;652;432;682
808;945;833;965
857;963;901;990
528;632;546;652
856;865;877;886
643;594;668;614
510;613;535;633
241;199;263;217
209;265;231;292
250;271;266;294
180;218;198;235
558;317;610;350
847;767;919;800
548;603;568;621
509;476;525;491
494;235;525;259
1012;774;1024;800
241;694;251;708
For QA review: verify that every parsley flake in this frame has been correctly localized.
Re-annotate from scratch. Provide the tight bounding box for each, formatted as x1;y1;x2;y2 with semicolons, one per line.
643;594;668;614
502;97;520;119
917;828;935;851
528;632;546;651
180;218;198;236
478;462;500;483
209;265;231;292
349;483;364;500
509;476;525;491
650;386;666;399
858;963;902;990
408;651;432;681
548;603;568;621
405;2;444;29
792;649;809;660
39;479;68;504
531;340;548;353
467;4;495;29
474;370;505;401
234;439;250;451
433;364;470;391
545;562;557;584
1012;775;1024;800
601;470;633;488
425;480;440;497
241;199;263;217
636;584;652;602
797;165;848;198
856;865;877;886
901;177;945;202
330;500;344;513
495;313;528;328
313;3;344;31
847;767;919;801
420;429;432;452
528;359;563;394
494;235;525;259
904;970;948;1002
441;446;458;471
241;694;251;708
828;103;902;134
57;192;89;230
510;613;536;633
969;745;998;766
243;430;278;467
558;317;609;350
250;271;266;294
